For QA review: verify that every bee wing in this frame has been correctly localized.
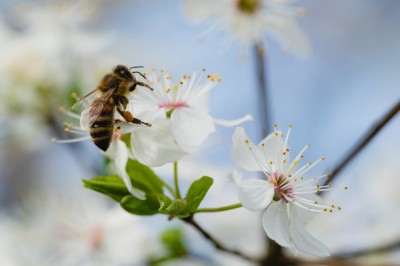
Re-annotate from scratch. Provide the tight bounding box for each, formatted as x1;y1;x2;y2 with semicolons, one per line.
82;87;117;129
71;88;102;111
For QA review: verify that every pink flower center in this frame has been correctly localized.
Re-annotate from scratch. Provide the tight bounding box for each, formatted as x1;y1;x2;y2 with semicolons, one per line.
158;101;188;109
268;172;294;203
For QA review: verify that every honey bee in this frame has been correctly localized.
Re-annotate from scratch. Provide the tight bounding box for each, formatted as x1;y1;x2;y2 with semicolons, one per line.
73;65;153;151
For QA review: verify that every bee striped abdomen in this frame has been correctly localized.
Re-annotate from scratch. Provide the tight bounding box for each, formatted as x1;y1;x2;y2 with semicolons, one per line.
89;97;115;151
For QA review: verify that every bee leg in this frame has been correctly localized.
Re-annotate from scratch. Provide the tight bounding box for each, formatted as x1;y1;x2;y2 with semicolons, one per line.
117;108;151;127
120;96;129;109
135;81;154;91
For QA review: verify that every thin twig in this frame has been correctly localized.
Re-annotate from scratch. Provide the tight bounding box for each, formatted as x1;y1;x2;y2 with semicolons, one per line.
181;216;260;263
324;100;400;186
254;42;271;138
332;239;400;259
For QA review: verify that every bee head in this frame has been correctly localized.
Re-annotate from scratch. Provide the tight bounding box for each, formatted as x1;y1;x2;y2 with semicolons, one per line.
113;65;134;81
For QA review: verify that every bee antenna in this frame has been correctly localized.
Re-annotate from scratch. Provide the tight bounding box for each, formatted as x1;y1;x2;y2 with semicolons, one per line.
132;71;148;80
130;66;144;69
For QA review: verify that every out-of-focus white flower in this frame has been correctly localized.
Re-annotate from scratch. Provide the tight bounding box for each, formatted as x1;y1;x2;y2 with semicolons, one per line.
57;203;154;266
229;126;334;256
0;0;115;151
0;192;157;266
185;0;310;57
128;69;252;166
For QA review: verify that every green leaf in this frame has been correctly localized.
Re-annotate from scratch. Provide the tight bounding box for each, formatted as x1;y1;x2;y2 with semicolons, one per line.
158;194;173;213
158;197;188;217
120;193;161;215
126;159;164;193
160;228;187;257
165;199;189;218
83;176;129;201
149;227;187;264
185;176;213;213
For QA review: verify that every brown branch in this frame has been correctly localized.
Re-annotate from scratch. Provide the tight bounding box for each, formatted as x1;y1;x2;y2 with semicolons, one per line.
254;42;272;138
324;100;400;186
332;239;400;259
181;216;260;263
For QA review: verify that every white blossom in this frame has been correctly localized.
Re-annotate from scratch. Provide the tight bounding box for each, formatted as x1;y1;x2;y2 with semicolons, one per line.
185;0;310;57
0;0;116;152
229;126;335;256
128;69;252;166
0;193;158;266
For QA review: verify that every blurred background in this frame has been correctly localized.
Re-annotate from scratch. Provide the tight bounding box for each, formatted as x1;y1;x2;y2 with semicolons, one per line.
0;0;399;265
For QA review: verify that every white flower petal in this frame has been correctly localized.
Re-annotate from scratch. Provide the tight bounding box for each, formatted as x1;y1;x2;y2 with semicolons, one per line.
131;120;188;167
170;107;215;150
262;201;292;248
214;114;253;127
106;139;146;200
258;130;285;171
266;17;311;58
231;127;267;172
231;175;275;211
289;205;330;257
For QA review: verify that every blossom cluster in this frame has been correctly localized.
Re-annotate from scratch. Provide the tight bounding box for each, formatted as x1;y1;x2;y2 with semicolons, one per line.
59;69;252;199
58;66;338;257
0;0;115;150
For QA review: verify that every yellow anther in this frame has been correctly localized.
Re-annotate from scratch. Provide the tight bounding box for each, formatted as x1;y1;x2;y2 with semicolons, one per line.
269;161;273;165
208;74;220;82
174;85;179;90
338;207;342;211
321;156;326;160
289;124;293;128
244;139;249;144
202;68;206;72
344;186;348;190
261;143;265;147
166;88;171;93
274;132;278;136
273;123;277;128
